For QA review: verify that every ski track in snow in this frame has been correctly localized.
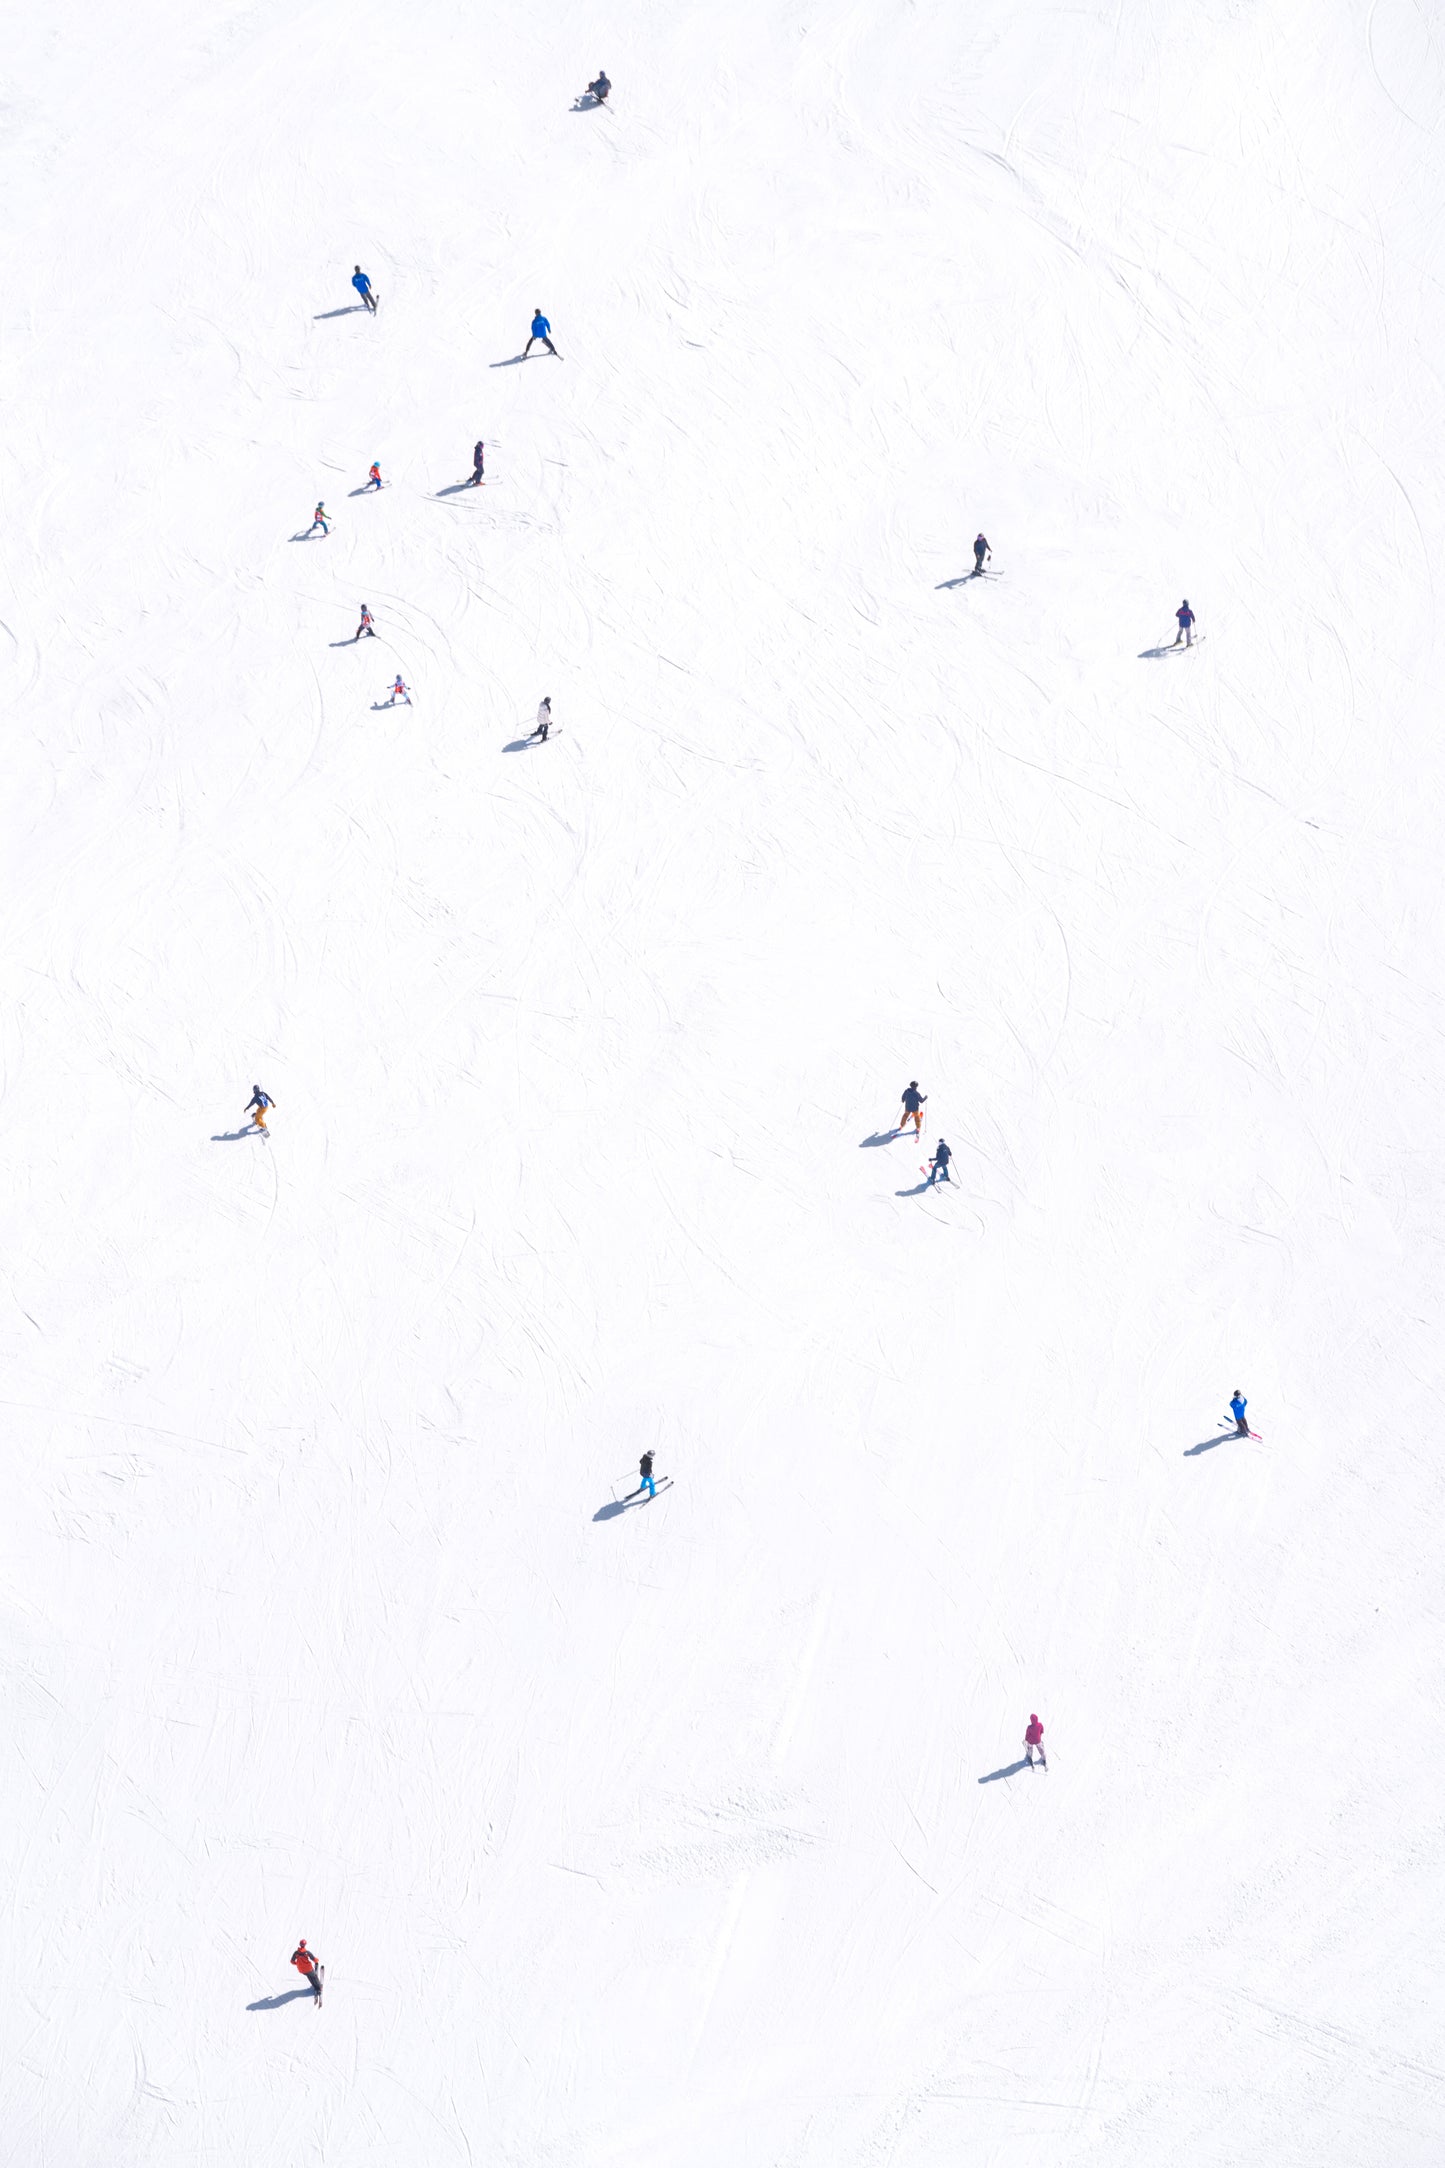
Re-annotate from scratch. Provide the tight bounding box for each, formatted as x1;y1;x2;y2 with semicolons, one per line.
2;1;1445;2164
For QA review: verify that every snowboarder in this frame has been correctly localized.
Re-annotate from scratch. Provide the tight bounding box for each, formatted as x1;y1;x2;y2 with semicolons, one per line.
973;533;990;574
307;502;330;537
1229;1389;1249;1437
523;309;559;358
245;1086;275;1132
363;463;383;492
900;1081;927;1137
588;70;611;104
291;1940;323;1999
353;604;376;641
530;696;552;742
927;1138;952;1185
387;676;411;706
1172;599;1195;647
352;266;376;314
638;1450;656;1500
1024;1715;1046;1769
470;439;485;486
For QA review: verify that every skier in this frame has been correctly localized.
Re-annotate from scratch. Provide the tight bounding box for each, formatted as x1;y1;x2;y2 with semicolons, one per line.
1172;599;1195;647
1230;1389;1249;1437
245;1085;275;1133
353;603;376;641
307;501;330;537
291;1939;323;1999
470;439;485;486
588;70;611;104
530;696;552;742
387;675;411;706
638;1450;656;1500
352;265;376;314
899;1081;927;1137
1024;1714;1047;1769
523;308;559;358
972;533;990;574
363;462;383;491
927;1138;952;1185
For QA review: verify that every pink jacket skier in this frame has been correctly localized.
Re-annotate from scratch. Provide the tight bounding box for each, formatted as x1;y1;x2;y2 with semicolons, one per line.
1024;1714;1046;1768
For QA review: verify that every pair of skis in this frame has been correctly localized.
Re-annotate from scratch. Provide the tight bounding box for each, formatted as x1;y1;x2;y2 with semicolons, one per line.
1223;1414;1263;1439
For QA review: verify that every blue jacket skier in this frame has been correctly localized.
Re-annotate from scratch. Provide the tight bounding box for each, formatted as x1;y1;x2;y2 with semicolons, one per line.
1172;600;1195;646
523;309;559;358
352;266;376;313
928;1139;952;1185
1230;1390;1249;1436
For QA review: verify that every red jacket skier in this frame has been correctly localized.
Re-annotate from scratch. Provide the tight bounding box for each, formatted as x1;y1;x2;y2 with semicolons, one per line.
291;1939;323;1996
1024;1714;1046;1768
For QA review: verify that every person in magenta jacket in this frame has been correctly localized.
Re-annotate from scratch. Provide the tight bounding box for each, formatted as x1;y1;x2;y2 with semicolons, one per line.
1024;1714;1046;1769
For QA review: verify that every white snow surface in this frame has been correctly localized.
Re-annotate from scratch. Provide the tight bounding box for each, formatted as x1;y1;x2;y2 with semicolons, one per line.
4;1;1445;2161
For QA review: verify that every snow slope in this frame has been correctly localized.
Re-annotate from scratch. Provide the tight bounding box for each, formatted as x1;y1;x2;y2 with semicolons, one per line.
4;0;1445;2160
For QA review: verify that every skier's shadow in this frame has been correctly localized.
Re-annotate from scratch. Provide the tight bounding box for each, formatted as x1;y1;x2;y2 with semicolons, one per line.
289;531;322;543
859;1130;898;1148
978;1759;1030;1783
593;1497;635;1521
503;737;539;752
371;701;407;711
247;1988;314;2010
1138;645;1181;659
571;93;603;109
211;1129;254;1142
347;485;380;498
896;1178;937;1196
490;355;527;368
936;573;984;589
313;305;365;319
436;480;479;496
1185;1431;1235;1456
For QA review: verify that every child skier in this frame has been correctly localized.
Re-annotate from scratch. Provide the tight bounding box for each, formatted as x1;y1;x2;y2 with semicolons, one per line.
352;266;376;313
307;502;330;537
1024;1715;1046;1769
1172;599;1196;646
353;604;375;641
245;1086;275;1132
973;533;990;574
1230;1389;1249;1437
928;1138;952;1185
291;1940;323;1999
364;463;383;491
638;1451;656;1500
387;676;411;706
899;1081;927;1136
471;439;485;486
530;696;552;741
523;309;559;358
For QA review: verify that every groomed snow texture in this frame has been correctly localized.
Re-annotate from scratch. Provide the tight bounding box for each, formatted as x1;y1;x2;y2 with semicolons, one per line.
4;1;1445;2162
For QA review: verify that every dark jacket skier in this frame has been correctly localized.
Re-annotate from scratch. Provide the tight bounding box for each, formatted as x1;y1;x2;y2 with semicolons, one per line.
973;533;990;572
929;1139;952;1184
900;1081;927;1135
639;1450;656;1498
